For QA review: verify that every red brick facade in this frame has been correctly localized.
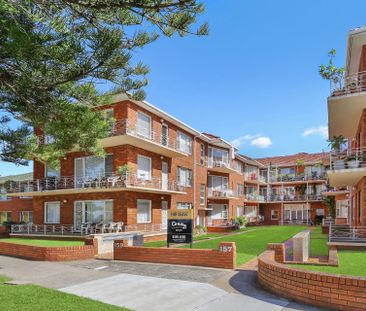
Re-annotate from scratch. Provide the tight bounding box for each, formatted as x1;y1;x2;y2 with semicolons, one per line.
0;197;33;223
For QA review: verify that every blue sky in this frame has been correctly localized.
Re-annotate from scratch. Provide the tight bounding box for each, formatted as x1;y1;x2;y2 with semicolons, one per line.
1;0;366;176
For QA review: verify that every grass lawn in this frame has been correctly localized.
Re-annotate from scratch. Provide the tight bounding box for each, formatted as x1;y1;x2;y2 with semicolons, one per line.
183;226;306;266
143;232;226;248
309;226;329;257
0;238;84;247
0;276;130;311
290;251;366;278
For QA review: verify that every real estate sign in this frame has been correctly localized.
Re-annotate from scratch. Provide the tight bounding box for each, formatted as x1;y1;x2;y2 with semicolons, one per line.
167;209;193;247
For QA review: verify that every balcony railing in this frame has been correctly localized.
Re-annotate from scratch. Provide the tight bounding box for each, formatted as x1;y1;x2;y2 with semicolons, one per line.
37;119;192;155
245;194;265;202
329;225;366;243
5;172;185;195
207;189;238;199
244;173;267;183
265;194;323;202
207;160;237;171
330;71;366;97
330;147;366;170
269;172;327;183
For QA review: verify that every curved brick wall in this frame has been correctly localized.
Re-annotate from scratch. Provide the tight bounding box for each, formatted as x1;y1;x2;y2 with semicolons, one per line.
258;250;366;311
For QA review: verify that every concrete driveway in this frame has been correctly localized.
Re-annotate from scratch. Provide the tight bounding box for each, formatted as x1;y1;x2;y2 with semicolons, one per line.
0;255;328;311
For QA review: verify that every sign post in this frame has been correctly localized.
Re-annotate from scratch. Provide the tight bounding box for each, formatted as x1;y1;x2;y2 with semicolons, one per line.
167;209;193;248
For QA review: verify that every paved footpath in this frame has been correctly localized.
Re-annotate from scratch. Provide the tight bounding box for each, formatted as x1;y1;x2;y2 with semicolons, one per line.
0;255;329;311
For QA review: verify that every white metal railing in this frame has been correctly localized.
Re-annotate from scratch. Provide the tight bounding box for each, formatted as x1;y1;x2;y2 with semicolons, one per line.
269;172;327;183
329;224;366;243
207;159;236;171
322;217;335;226
245;193;265;202
37;119;192;155
330;147;366;170
207;188;238;198
265;194;323;202
331;71;366;97
5;172;185;194
11;224;76;235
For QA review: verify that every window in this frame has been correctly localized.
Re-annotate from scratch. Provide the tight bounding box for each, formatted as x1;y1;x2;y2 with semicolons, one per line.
236;206;244;216
177;167;192;186
137;111;152;138
200;143;205;165
279;167;295;175
208;147;229;166
209;204;227;219
162;123;169;146
237;184;244;196
19;211;33;223
245;206;257;218
200;184;206;206
102;108;114;121
176;202;192;209
177;131;192;154
336;200;349;218
208;175;228;192
44;202;60;224
0;212;11;224
137;155;152;179
316;209;325;216
236;161;243;174
45;165;60;178
359;190;362;222
137;200;151;223
75;154;114;179
271;210;279;220
0;194;10;201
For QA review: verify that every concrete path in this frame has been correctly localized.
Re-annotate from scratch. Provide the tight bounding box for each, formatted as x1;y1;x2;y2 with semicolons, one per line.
0;255;329;311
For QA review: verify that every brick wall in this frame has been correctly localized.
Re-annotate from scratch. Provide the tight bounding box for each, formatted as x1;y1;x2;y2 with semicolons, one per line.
114;240;236;269
0;238;97;261
0;197;33;223
258;249;366;311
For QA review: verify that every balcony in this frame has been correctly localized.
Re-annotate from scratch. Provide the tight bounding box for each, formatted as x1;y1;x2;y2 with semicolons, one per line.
244;194;265;203
6;172;186;197
244;173;267;184
269;172;327;184
264;194;323;203
207;160;238;174
207;189;239;200
38;119;191;158
328;71;366;138
328;148;366;187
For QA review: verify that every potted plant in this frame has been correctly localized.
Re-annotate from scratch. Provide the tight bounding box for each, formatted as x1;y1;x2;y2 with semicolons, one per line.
327;135;347;169
117;164;132;186
347;154;360;169
319;49;345;95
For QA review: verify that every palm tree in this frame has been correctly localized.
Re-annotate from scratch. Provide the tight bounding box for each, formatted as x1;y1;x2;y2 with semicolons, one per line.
327;135;347;155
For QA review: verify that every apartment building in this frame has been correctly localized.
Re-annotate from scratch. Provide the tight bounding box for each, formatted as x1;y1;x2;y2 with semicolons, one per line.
5;94;254;232
327;26;366;226
0;173;33;224
256;153;329;225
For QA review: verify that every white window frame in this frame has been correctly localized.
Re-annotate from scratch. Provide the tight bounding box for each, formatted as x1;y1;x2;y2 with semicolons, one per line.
74;200;113;226
44;201;60;224
161;123;169;146
137;154;152;180
271;210;279;220
177;131;192;154
176;202;192;210
177;167;192;187
74;154;113;179
19;211;33;223
137;111;152;139
0;211;12;223
200;143;205;165
137;199;152;223
200;184;205;206
45;165;60;178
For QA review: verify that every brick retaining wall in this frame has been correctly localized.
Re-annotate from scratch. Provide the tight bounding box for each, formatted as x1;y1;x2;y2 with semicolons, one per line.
114;240;236;269
258;249;366;310
0;238;98;261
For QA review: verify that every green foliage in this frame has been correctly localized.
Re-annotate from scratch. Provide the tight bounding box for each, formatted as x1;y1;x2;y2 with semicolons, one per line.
0;1;207;166
193;225;207;235
234;215;248;227
117;164;132;175
319;49;345;91
323;196;336;219
327;135;347;152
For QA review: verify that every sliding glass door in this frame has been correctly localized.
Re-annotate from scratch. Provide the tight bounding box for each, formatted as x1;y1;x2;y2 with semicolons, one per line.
74;200;113;230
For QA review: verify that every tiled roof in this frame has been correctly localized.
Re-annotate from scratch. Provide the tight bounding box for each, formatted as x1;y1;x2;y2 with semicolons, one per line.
255;152;329;167
0;172;33;184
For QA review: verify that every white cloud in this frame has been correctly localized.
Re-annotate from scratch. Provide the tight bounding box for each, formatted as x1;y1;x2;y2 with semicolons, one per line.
302;126;328;138
231;134;272;149
250;136;272;149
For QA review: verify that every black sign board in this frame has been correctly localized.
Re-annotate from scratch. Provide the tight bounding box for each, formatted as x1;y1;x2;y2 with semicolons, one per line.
167;209;193;247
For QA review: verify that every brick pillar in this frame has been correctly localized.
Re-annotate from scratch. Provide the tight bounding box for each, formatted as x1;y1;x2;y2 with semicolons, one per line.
267;243;285;263
219;242;236;269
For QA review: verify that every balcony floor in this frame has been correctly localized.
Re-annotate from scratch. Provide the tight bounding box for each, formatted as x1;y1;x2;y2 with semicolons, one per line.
327;167;366;187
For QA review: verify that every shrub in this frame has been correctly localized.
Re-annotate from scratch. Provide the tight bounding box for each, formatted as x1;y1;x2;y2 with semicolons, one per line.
193;225;207;235
234;216;247;227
